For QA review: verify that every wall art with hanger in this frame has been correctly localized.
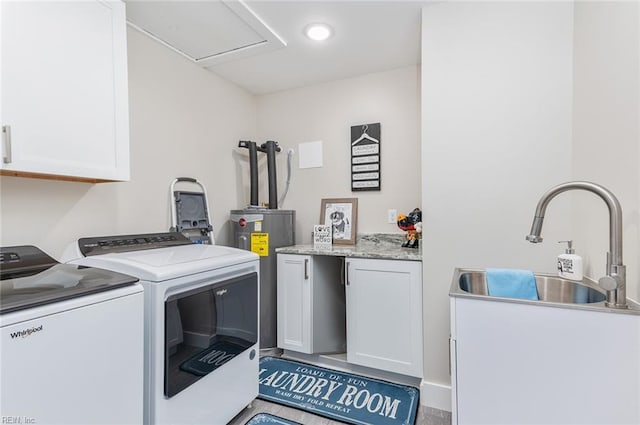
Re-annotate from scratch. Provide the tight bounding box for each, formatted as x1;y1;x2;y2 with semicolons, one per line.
350;122;381;191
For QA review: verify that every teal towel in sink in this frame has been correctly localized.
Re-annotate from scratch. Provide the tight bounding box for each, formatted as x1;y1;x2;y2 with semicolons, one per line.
486;268;538;300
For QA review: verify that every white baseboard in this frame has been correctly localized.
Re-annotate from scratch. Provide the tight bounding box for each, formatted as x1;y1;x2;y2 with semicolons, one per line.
420;380;451;412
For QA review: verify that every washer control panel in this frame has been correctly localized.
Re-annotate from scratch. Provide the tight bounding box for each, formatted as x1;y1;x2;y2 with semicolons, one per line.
0;245;57;271
79;232;192;256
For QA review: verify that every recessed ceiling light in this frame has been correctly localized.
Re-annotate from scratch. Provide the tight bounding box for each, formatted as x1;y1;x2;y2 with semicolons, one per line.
305;23;333;41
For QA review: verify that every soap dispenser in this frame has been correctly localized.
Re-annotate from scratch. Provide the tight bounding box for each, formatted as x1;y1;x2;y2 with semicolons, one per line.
557;240;583;281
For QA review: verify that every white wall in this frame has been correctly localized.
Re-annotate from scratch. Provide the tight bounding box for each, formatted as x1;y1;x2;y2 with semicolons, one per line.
255;66;421;243
421;1;575;410
0;28;257;256
572;1;640;301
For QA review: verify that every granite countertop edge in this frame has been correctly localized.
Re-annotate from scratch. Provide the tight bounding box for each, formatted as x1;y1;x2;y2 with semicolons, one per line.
275;233;422;262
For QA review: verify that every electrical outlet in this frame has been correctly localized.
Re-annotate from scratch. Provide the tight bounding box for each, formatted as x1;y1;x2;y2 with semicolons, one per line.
387;209;397;224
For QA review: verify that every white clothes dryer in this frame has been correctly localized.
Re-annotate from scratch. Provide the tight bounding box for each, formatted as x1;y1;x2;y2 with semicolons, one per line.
63;232;260;425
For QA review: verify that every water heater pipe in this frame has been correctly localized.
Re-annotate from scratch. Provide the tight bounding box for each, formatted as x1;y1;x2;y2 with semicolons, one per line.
260;140;281;209
238;140;259;207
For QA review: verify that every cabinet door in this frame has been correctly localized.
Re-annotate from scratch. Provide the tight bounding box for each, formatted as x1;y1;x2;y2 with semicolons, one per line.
1;0;129;182
277;254;312;353
346;258;423;377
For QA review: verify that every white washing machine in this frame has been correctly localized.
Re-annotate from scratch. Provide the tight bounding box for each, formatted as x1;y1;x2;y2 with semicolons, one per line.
0;245;144;424
63;232;260;425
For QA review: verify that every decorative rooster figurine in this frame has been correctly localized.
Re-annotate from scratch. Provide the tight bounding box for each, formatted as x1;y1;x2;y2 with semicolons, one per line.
397;208;422;248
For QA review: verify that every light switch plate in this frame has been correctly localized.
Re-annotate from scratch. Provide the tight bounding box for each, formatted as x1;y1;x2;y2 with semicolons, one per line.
388;209;397;224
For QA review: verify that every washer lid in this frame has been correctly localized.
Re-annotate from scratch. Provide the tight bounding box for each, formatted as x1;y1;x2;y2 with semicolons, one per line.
1;246;139;315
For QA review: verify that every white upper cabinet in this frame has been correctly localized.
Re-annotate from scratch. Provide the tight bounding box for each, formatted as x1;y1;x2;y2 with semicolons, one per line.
1;0;130;182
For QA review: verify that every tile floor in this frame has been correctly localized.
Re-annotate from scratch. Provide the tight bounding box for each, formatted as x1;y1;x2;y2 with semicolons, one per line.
227;398;452;425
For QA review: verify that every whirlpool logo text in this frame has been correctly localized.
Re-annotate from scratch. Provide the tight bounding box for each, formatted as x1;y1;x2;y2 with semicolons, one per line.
10;325;43;339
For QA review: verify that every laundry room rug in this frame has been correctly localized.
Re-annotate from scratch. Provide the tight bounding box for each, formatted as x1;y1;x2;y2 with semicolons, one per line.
244;413;301;425
258;357;419;425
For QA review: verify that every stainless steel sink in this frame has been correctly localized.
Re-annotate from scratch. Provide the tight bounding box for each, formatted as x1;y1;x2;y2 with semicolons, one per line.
450;268;640;314
454;269;606;304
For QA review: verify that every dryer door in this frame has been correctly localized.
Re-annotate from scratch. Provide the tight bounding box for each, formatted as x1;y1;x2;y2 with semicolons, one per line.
164;272;257;398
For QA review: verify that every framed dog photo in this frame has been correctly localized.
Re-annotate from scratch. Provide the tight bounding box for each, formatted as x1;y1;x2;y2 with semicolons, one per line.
320;198;358;245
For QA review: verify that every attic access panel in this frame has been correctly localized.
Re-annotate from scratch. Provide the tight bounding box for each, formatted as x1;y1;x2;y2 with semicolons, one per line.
125;0;286;66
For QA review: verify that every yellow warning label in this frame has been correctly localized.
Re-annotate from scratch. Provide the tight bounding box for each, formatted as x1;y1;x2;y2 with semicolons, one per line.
251;233;269;257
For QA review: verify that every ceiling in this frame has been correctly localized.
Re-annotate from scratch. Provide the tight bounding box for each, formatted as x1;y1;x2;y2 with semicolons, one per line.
125;0;430;95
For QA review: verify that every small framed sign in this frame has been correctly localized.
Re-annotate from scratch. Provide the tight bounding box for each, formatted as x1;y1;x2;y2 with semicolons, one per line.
313;225;332;250
351;123;381;191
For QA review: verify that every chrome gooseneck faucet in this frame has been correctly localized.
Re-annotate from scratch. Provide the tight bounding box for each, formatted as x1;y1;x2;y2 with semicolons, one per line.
526;181;627;309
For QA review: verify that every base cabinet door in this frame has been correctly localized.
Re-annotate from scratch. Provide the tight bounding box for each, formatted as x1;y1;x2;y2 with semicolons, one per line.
277;254;345;354
345;258;423;377
277;254;312;352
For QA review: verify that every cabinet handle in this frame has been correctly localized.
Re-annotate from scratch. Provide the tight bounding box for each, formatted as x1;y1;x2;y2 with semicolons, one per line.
3;125;12;164
304;259;309;280
345;261;350;285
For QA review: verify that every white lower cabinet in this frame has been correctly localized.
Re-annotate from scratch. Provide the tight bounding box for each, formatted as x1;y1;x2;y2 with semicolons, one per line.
450;296;640;424
345;258;423;378
277;254;346;354
277;254;423;378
